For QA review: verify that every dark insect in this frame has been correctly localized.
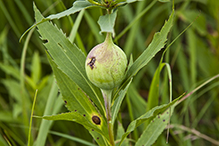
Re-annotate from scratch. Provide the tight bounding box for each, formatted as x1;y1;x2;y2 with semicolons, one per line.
92;116;101;125
87;57;96;69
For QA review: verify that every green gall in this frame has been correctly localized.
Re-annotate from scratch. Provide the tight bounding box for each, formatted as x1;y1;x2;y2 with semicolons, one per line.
85;33;127;90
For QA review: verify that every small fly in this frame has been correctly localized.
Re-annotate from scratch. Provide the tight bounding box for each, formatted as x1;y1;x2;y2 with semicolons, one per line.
87;57;96;69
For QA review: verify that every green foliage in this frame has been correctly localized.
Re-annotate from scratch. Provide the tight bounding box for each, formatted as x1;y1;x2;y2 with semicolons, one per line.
98;10;117;37
33;1;175;144
126;10;174;80
135;110;170;146
1;0;219;146
119;95;182;146
34;3;105;116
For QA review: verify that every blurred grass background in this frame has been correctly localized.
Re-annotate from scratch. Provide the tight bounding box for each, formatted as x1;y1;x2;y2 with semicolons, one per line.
0;0;219;145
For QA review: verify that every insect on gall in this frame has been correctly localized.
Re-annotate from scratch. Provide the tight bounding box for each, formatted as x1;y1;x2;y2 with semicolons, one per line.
87;57;96;70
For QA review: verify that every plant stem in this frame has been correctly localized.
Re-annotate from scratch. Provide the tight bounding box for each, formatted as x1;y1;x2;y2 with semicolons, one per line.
101;89;115;146
105;32;113;44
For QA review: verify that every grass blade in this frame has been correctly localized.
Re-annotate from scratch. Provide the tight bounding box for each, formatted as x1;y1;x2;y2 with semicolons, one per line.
35;79;59;146
27;89;38;146
48;131;98;146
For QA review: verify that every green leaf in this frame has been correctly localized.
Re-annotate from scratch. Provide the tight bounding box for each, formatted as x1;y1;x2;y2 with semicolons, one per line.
68;9;85;44
118;94;182;146
127;54;134;71
126;10;174;80
135;109;171;146
0;63;20;80
1;79;25;104
111;55;133;125
47;54;97;115
35;79;61;146
112;0;126;5
31;51;41;84
146;63;165;113
0;132;8;146
68;9;87;55
126;0;140;3
20;0;96;41
97;10;117;37
40;111;109;143
47;52;110;145
88;129;110;146
115;122;129;146
47;0;96;20
127;84;147;119
0;111;20;122
111;78;132;125
158;0;170;2
34;4;105;115
13;103;22;118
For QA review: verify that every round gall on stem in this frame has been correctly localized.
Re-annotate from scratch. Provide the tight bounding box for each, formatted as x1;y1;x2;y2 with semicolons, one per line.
85;33;127;90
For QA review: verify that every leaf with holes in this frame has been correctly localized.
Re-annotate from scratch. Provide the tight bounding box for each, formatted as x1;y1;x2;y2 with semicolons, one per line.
44;53;110;145
38;111;110;143
34;4;105;116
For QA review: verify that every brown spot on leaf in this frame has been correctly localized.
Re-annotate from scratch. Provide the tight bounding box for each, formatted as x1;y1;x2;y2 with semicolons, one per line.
92;116;101;125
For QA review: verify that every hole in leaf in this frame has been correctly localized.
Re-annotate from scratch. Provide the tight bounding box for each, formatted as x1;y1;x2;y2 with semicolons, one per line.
42;39;48;44
58;43;67;52
83;114;86;117
64;100;67;104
